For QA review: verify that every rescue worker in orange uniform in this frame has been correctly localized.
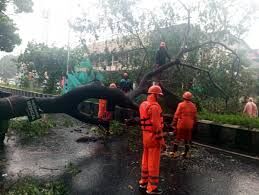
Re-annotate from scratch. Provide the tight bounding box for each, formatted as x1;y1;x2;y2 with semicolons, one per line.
139;85;165;195
172;91;197;158
98;83;117;133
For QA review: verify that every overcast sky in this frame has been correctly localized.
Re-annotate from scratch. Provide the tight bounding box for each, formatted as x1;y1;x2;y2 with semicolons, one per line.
0;0;258;58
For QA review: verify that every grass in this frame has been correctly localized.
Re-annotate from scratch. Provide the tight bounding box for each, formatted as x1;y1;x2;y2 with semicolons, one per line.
62;118;74;127
65;162;81;176
4;178;69;195
109;120;125;136
127;126;141;152
199;112;259;129
9;118;57;138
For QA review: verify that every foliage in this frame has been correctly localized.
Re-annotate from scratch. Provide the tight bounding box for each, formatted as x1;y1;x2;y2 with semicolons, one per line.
0;55;17;79
5;178;68;195
109;120;125;135
9;118;56;138
17;42;85;94
0;0;33;52
127;126;141;152
102;71;122;86
72;0;257;112
107;120;141;152
62;118;74;127
65;162;81;176
0;15;21;52
199;112;259;129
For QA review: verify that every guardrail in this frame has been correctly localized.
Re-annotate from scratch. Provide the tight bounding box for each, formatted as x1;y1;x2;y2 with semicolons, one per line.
0;86;56;98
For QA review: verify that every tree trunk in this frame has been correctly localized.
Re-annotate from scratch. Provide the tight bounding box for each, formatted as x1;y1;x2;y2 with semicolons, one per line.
0;83;138;124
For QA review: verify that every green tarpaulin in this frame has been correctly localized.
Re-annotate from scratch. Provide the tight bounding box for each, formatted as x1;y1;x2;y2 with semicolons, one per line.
63;59;103;94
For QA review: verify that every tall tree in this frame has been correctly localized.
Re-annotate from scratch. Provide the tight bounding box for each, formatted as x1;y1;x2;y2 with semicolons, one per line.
72;0;257;112
0;55;17;79
17;42;86;93
0;0;33;52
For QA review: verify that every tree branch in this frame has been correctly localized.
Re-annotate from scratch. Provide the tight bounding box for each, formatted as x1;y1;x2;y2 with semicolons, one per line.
179;62;229;98
182;41;239;59
136;52;147;84
128;60;179;99
182;40;241;80
176;0;188;11
175;0;191;58
128;58;229;100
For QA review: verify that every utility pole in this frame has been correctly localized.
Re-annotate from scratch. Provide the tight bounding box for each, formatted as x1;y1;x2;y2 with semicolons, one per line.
66;20;71;75
42;9;50;45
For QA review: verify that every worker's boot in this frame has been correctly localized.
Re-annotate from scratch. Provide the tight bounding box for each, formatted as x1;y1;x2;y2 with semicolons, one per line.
182;144;191;158
102;121;110;136
171;144;180;158
146;188;163;194
172;151;181;158
139;182;148;190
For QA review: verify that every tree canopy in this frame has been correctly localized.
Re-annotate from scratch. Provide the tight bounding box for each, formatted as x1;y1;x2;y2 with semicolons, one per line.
72;0;257;112
17;42;85;93
0;0;33;52
0;54;17;79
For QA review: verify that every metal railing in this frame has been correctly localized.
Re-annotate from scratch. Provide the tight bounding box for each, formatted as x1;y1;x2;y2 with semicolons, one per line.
0;86;56;98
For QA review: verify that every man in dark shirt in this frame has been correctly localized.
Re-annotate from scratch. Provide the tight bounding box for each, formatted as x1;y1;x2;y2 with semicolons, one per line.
156;42;171;66
119;72;133;93
155;42;171;84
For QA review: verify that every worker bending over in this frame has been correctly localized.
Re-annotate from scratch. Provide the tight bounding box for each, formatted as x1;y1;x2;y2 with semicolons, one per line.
172;91;197;158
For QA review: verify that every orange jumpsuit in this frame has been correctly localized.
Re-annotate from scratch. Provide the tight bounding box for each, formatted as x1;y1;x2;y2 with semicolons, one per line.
139;94;164;192
98;99;112;121
173;100;197;141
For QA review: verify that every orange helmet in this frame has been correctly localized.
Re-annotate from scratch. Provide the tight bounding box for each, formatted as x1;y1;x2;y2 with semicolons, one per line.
148;85;163;95
109;83;117;88
183;91;192;100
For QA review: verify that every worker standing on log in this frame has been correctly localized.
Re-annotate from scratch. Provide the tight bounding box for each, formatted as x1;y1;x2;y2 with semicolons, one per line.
172;91;197;158
139;85;166;195
154;42;171;85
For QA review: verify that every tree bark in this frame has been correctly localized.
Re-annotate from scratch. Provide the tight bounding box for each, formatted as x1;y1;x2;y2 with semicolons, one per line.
0;83;138;123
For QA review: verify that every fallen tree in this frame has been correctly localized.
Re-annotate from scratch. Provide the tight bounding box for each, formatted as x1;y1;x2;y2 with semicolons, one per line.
0;83;137;120
0;0;250;144
0;83;138;143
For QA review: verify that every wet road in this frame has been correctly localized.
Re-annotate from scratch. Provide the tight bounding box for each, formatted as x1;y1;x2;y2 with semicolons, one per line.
1;120;259;195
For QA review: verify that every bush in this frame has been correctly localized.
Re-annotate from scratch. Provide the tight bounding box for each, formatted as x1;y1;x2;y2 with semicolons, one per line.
9;118;56;138
65;162;81;176
127;126;141;152
5;178;68;195
199;112;259;129
109;120;125;136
